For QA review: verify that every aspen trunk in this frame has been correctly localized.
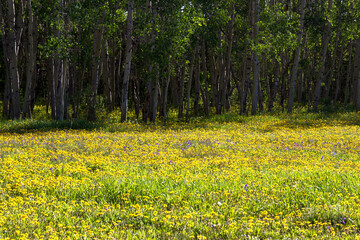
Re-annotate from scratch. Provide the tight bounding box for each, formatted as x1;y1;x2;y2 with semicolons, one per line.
215;54;222;114
88;9;105;121
201;40;209;116
242;1;254;115
242;52;252;114
344;42;353;104
251;0;259;115
354;38;360;111
150;66;159;123
171;66;180;108
55;58;66;121
334;45;343;105
163;66;171;126
22;0;36;118
287;0;305;113
268;60;280;112
297;70;304;103
208;51;218;108
324;33;340;102
48;59;56;119
116;46;123;107
109;41;116;111
186;50;196;122
2;0;21;119
178;60;186;119
220;5;235;114
147;1;159;123
313;0;333;111
0;3;11;118
121;0;134;122
194;49;200;116
102;40;113;112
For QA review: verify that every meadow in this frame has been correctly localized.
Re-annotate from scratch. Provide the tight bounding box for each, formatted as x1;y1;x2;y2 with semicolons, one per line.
0;109;360;239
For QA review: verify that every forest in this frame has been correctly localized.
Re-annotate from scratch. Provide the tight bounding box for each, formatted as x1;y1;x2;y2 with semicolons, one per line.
1;0;359;122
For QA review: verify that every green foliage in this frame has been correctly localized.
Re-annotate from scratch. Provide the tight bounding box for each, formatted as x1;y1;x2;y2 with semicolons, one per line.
257;3;299;59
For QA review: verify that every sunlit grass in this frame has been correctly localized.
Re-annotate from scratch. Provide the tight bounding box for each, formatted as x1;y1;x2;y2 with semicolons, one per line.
0;107;360;239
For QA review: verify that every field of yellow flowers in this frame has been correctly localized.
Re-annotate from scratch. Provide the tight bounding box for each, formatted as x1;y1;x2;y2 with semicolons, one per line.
0;111;360;239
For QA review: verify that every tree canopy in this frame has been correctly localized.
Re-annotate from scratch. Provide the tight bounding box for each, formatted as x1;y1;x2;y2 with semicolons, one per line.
1;0;360;121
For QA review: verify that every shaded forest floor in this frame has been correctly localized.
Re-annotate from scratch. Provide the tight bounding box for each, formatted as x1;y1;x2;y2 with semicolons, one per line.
0;104;359;133
0;106;360;239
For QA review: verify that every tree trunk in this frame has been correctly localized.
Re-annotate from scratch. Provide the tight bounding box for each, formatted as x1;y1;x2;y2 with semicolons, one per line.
242;1;254;115
1;3;11;118
221;4;235;114
121;0;134;122
22;0;36;118
287;0;305;113
132;63;140;120
55;58;66;121
258;79;263;112
194;49;200;116
186;49;196;122
354;38;360;111
150;66;159;123
344;41;353;104
178;59;186;119
163;66;171;126
334;44;343;105
201;39;209;116
313;0;333;111
251;0;259;115
88;9;105;121
147;1;159;123
51;0;68;121
324;33;339;102
171;66;180;108
268;60;280;111
208;51;218;108
215;53;222;114
116;45;123;107
102;40;113;112
48;59;56;119
2;0;21;119
297;69;304;103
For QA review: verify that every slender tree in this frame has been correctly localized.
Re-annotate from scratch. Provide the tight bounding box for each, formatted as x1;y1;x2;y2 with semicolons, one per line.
313;0;333;111
88;8;106;121
22;0;36;118
251;0;259;115
288;0;306;113
121;0;134;122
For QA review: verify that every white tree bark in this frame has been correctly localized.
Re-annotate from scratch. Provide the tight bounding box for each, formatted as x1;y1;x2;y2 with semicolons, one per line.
121;0;134;122
287;0;306;113
251;0;259;115
354;38;360;111
88;8;105;121
313;0;333;110
23;0;36;118
2;0;22;119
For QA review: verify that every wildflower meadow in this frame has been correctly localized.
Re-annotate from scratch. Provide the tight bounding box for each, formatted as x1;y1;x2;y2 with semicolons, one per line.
0;110;360;239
